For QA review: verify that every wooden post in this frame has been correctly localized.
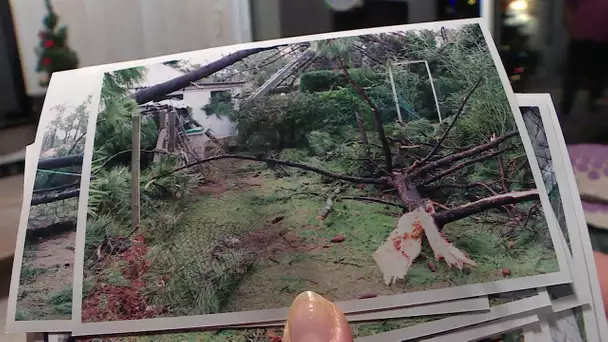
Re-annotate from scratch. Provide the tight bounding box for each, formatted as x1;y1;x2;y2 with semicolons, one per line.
159;109;167;130
131;113;141;234
168;111;176;152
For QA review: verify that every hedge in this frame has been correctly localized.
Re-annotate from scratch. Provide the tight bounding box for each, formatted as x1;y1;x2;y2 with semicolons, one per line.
299;68;384;93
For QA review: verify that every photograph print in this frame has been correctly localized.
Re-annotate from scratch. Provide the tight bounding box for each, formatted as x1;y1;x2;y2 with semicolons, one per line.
520;105;571;253
76;20;569;334
6;72;102;331
517;98;592;342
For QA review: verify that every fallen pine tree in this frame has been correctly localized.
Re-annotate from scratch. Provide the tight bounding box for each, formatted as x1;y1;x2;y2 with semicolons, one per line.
150;69;544;282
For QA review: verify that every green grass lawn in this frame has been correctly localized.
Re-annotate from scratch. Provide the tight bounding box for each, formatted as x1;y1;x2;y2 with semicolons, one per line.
143;159;558;315
81;157;559;336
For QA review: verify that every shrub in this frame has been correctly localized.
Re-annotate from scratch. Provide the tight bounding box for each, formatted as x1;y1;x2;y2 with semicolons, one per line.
307;131;337;156
299;68;384;93
87;166;131;220
231;89;381;150
141;155;202;201
230;74;429;151
385;118;437;145
88;156;200;221
279;148;310;162
84;215;123;262
299;70;344;93
94;98;158;165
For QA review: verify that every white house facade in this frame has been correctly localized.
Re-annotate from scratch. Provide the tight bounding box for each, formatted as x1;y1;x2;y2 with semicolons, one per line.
132;63;244;138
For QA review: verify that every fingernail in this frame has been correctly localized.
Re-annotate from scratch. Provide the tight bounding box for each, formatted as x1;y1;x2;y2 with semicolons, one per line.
284;291;352;342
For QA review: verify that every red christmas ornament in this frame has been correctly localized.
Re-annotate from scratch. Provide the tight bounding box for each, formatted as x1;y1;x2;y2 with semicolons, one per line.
42;58;51;66
44;40;55;48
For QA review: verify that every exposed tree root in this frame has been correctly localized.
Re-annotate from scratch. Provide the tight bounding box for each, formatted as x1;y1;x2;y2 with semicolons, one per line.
373;207;425;285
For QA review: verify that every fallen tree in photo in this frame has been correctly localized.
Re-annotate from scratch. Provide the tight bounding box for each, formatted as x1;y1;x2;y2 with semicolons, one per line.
31;188;79;206
134;47;281;105
152;71;542;282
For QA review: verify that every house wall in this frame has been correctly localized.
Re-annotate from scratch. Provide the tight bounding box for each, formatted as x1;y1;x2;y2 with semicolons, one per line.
9;0;252;96
184;87;242;139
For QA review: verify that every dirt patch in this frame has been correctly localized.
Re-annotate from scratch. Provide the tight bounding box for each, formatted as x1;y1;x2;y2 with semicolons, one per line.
192;180;231;197
18;265;73;315
17;231;76;320
194;159;263;197
235;218;324;261
28;232;75;269
265;230;326;256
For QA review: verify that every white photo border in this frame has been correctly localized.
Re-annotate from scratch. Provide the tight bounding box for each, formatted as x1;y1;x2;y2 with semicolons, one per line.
420;314;540;342
355;289;552;342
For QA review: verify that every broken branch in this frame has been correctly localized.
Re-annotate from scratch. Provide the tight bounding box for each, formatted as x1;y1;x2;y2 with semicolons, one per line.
422;146;515;185
496;155;509;193
159;154;388;185
95;149;170;172
521;202;540;230
33;182;80;195
421;182;499;195
413;75;485;168
410;130;519;179
432;190;540;226
338;196;405;209
283;192;322;201
318;188;342;220
31;189;80;206
134;46;278;105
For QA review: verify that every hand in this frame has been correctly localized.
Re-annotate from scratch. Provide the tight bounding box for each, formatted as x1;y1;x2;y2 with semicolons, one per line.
283;291;354;342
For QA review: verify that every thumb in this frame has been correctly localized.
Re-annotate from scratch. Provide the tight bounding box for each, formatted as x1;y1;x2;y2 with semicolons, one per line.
283;291;353;342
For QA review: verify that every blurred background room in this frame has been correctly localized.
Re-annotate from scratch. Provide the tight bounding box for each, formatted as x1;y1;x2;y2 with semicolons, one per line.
1;1;607;340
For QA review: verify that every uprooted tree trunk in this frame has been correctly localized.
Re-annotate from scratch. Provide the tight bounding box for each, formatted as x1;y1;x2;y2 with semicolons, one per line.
375;187;539;285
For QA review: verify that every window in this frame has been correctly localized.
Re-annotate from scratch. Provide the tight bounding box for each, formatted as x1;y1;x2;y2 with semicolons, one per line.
204;90;234;116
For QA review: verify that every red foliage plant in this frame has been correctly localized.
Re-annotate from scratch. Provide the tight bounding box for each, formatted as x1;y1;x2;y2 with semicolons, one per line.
82;234;166;322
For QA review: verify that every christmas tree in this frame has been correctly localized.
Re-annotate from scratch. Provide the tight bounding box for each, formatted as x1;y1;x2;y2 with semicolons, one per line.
36;0;78;87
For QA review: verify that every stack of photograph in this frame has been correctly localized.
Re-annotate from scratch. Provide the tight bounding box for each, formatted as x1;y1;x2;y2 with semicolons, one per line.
5;18;607;341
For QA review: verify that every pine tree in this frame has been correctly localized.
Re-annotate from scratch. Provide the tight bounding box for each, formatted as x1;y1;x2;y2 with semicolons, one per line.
36;0;78;87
